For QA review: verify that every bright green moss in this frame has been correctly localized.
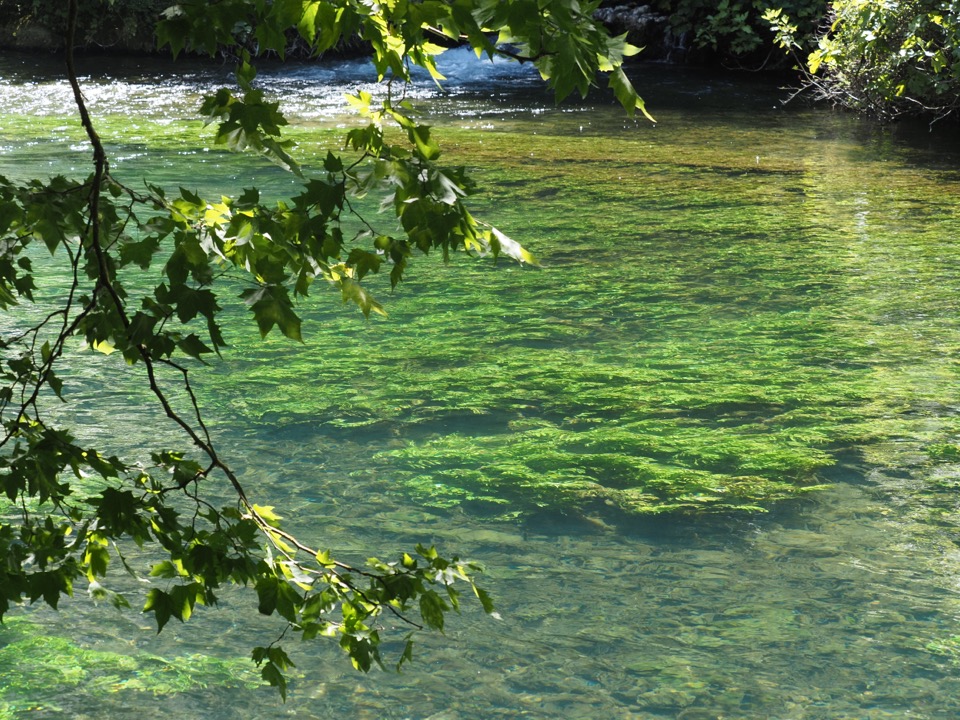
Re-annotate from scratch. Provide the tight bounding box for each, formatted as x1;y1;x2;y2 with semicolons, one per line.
0;617;258;713
7;75;960;520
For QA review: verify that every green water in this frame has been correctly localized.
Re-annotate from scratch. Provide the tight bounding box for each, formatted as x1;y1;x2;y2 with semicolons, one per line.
3;52;960;717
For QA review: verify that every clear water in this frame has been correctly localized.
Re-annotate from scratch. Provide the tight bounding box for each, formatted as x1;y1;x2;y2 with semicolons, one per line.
3;49;960;718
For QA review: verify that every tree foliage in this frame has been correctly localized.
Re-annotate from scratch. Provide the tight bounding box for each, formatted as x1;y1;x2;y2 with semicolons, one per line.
0;0;167;50
767;0;960;121
0;0;649;698
656;0;825;63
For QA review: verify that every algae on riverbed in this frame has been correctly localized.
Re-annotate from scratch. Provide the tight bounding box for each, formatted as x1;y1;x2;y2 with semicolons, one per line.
5;53;960;719
6;68;960;521
193;118;960;518
0;617;258;717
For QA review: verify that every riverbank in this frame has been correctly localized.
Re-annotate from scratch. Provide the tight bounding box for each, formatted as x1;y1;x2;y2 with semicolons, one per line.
0;1;787;66
0;0;161;54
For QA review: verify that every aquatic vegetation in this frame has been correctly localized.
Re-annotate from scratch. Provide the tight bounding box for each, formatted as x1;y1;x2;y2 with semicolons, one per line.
927;636;960;665
5;53;960;719
6;65;960;523
193;120;960;519
0;617;258;715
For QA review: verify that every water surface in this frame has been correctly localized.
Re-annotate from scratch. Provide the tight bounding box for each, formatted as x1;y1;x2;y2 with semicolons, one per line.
2;50;960;719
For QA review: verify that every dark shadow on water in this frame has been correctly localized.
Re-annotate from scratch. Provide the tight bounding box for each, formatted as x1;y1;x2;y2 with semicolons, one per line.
519;490;824;546
519;446;873;549
817;446;873;485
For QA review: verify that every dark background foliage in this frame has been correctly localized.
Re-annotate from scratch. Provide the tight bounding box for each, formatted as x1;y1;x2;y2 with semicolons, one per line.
1;0;828;63
0;0;167;52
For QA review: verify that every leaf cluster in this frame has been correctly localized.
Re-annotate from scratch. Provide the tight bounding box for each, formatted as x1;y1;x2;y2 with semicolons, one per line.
768;1;960;121
657;0;825;62
1;0;167;51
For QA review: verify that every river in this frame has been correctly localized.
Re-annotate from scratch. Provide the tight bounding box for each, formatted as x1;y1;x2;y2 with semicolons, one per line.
2;48;960;719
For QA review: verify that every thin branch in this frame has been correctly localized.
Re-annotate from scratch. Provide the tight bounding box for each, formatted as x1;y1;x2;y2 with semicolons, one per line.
48;0;445;648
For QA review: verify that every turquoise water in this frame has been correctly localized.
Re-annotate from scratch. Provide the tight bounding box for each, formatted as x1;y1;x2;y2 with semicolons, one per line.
3;51;960;718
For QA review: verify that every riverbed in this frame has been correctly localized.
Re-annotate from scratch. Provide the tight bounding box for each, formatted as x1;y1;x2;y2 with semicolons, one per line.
2;49;960;718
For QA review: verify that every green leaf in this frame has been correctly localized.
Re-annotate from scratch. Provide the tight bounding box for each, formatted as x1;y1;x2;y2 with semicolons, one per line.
28;570;72;609
419;590;448;631
119;236;162;269
256;576;279;616
486;226;539;266
242;286;303;341
473;585;497;615
171;582;203;622
177;334;214;360
84;543;110;579
236;53;257;92
143;588;174;633
259;661;288;701
150;560;186;579
396;638;415;670
416;544;439;560
339;278;386;318
252;645;295;701
409;124;441;161
609;67;655;122
253;504;283;526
